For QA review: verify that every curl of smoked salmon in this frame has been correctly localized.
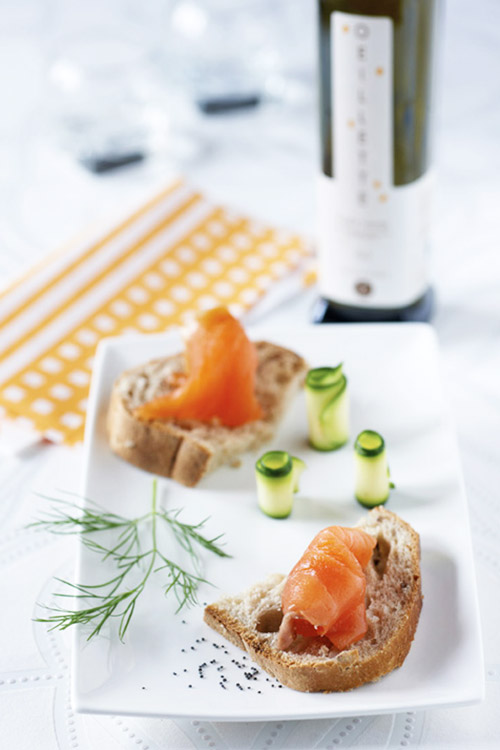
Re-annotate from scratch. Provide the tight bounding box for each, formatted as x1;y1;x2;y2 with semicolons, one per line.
277;526;376;651
134;307;264;427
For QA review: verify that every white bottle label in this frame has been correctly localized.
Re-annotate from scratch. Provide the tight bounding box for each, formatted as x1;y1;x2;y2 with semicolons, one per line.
317;11;432;309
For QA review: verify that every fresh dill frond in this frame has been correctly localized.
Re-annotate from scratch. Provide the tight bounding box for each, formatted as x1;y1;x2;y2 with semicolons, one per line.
32;479;230;641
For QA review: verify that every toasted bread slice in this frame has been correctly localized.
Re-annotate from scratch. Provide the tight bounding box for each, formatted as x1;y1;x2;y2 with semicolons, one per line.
107;341;307;486
204;508;422;692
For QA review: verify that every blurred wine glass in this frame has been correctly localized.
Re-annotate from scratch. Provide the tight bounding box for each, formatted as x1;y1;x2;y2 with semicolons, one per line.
165;0;315;111
46;2;174;172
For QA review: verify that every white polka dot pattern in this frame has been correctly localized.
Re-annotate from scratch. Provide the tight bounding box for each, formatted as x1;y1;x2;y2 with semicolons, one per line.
0;182;310;444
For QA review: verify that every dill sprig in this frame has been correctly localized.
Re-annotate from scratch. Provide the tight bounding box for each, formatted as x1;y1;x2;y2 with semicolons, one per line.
31;479;230;641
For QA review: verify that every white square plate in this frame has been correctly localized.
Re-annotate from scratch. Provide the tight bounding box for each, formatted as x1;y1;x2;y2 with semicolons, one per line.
73;323;484;720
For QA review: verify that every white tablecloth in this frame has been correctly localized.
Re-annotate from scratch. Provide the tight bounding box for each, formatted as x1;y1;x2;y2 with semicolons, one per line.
1;0;500;747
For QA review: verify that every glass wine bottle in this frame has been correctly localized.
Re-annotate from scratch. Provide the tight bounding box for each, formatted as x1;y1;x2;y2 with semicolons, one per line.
313;0;440;323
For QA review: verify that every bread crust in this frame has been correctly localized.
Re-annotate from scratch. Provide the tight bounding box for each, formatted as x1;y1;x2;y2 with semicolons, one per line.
107;341;307;486
204;509;422;692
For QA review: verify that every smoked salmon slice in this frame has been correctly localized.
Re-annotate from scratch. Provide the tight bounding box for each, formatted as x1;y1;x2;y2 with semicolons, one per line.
134;307;264;427
277;526;376;651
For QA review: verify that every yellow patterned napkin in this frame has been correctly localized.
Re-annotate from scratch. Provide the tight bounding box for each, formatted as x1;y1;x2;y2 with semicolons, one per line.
0;180;311;447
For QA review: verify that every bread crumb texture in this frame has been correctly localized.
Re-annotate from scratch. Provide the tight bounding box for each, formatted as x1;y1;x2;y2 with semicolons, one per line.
107;341;307;486
204;508;422;692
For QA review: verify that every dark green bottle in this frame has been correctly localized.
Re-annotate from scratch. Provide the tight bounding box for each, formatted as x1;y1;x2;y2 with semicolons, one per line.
313;0;440;323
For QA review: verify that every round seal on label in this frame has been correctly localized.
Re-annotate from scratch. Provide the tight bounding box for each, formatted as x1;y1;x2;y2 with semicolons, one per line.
355;281;372;296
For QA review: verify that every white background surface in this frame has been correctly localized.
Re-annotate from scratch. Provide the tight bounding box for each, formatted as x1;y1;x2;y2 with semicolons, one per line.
1;0;500;747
